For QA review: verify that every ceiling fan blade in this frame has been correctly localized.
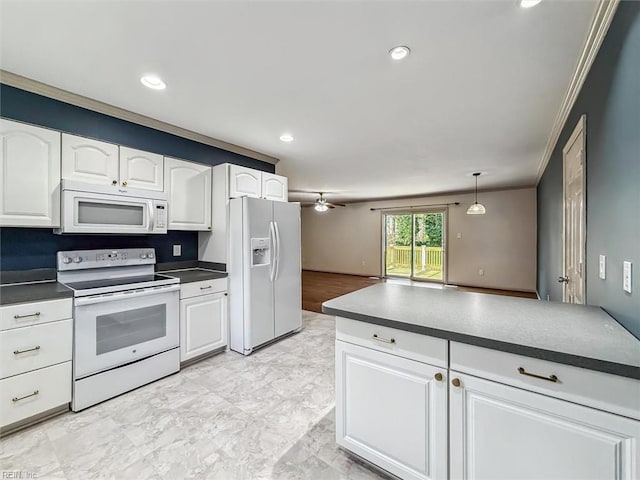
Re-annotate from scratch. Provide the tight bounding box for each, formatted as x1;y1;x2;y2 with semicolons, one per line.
326;202;346;208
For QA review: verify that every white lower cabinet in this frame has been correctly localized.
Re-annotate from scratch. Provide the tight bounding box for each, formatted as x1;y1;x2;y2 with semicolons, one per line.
449;372;640;480
335;340;448;480
180;281;228;363
336;320;640;480
0;298;72;434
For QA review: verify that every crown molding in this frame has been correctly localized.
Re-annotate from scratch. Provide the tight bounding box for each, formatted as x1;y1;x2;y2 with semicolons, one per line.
0;70;279;165
535;0;619;184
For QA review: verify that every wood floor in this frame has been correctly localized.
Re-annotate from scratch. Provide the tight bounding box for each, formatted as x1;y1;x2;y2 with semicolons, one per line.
302;270;537;314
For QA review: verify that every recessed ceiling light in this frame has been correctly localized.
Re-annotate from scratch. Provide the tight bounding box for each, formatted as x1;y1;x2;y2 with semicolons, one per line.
389;46;411;60
140;75;166;90
519;0;542;8
280;134;294;143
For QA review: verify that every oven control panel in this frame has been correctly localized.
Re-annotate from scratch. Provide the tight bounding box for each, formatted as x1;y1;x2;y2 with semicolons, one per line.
57;248;157;271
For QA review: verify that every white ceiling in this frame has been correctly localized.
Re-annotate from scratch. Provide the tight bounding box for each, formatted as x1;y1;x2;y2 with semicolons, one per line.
0;0;598;203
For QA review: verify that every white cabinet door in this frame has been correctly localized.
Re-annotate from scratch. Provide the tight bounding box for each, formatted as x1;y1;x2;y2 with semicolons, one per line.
61;133;119;186
180;292;227;362
262;172;288;201
336;340;448;480
164;157;211;231
0;119;61;227
229;164;261;198
449;372;640;480
119;147;164;191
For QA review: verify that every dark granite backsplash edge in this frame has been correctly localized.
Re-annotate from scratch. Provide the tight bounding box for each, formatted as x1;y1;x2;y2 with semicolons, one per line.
156;261;226;272
0;268;57;285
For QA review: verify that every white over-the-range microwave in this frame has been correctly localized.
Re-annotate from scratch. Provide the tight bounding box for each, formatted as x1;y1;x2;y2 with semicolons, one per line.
55;180;168;234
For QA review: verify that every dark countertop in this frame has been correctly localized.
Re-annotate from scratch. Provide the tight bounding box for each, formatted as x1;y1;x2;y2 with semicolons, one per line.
0;281;73;306
323;283;640;380
161;268;228;284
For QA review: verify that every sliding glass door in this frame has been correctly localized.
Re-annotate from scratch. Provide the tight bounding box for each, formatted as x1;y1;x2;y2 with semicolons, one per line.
384;211;445;282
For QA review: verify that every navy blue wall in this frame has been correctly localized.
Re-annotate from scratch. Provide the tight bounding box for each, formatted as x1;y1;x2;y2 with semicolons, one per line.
537;1;640;337
0;84;275;271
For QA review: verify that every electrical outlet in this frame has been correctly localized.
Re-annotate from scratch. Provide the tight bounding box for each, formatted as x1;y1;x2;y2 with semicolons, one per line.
456;233;462;239
362;260;366;266
173;244;182;257
478;268;484;276
599;255;606;280
623;261;632;293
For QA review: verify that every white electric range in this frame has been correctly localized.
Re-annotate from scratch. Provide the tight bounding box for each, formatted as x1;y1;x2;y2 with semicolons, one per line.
57;248;180;411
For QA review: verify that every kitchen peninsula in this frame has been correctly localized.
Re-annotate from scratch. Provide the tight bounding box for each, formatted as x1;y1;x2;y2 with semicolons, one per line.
323;284;640;480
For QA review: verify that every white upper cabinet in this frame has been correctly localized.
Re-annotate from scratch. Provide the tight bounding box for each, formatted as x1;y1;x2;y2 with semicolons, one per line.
62;134;119;186
119;146;164;191
228;164;288;201
262;172;288;201
0;119;61;227
229;164;261;198
62;134;163;191
164;157;211;231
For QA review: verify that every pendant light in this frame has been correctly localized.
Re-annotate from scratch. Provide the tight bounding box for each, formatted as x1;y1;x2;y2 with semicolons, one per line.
467;172;486;215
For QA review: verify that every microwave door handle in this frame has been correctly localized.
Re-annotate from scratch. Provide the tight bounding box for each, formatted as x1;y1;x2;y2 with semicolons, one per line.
74;284;180;306
148;201;155;232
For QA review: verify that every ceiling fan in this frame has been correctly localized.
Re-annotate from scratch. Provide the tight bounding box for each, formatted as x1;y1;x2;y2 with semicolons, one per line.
303;192;346;212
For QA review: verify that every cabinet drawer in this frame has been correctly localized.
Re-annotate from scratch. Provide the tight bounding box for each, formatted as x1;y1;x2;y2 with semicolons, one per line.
0;362;71;429
0;319;73;379
180;278;227;299
336;317;447;368
450;342;640;420
0;298;72;331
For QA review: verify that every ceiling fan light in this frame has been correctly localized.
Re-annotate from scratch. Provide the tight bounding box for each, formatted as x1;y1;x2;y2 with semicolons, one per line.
466;203;486;215
314;203;329;212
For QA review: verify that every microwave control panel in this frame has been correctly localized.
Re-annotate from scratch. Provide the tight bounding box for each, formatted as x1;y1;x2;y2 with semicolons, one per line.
155;204;166;228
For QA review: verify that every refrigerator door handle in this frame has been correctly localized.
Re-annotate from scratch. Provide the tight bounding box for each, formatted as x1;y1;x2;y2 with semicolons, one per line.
274;221;281;280
269;221;277;282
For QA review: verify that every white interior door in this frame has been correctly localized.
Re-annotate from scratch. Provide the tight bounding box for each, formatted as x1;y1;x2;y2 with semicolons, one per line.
562;115;586;304
273;201;301;337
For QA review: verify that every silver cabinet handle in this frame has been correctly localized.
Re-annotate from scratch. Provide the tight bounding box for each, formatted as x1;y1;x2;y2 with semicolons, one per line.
12;390;39;402
14;345;41;355
372;334;395;344
13;312;41;319
200;285;213;290
518;367;559;383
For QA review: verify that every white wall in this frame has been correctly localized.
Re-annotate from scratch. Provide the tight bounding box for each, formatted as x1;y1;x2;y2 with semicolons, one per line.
301;188;537;292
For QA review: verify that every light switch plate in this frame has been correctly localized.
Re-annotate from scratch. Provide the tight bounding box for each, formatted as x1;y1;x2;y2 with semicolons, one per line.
623;261;632;293
599;255;606;280
173;244;182;257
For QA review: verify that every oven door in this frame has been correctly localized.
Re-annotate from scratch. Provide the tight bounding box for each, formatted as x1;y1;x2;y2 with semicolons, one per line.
73;284;180;379
61;190;153;234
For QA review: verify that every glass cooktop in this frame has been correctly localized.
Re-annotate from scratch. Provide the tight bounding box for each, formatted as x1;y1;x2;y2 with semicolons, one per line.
65;274;176;291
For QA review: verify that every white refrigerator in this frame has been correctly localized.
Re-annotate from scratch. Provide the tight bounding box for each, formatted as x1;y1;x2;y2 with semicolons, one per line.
229;196;302;355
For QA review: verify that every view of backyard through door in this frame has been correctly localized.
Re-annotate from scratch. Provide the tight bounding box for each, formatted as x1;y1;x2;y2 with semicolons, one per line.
384;212;445;281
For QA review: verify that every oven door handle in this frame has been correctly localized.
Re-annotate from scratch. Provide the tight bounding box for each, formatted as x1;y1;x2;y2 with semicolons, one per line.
74;284;180;306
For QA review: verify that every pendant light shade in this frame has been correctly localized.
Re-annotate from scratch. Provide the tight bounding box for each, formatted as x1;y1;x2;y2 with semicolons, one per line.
467;172;486;215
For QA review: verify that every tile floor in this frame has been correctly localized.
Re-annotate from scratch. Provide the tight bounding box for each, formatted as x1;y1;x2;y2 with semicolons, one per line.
0;311;390;480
